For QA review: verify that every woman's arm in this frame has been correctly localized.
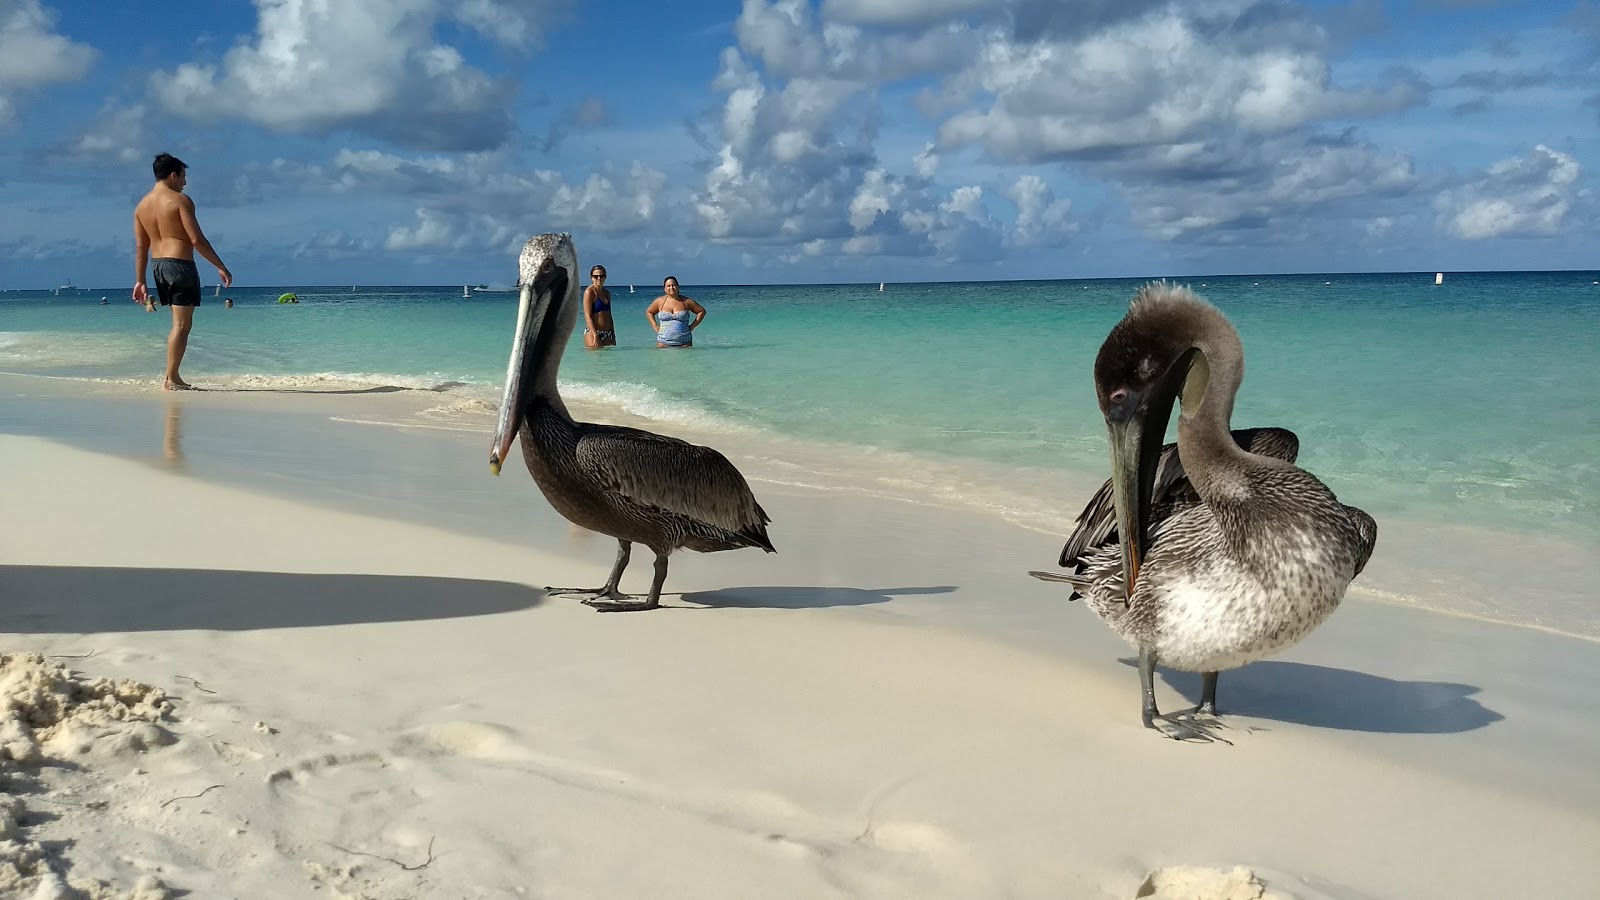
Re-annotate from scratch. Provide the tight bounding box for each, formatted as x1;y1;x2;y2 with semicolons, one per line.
687;298;707;330
645;298;662;333
583;286;598;331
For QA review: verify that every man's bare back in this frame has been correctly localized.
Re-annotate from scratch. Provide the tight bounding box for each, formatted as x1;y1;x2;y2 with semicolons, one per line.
134;185;202;262
133;153;232;390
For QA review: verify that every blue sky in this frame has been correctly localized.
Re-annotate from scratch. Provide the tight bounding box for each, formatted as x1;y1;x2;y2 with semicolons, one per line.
1;0;1595;289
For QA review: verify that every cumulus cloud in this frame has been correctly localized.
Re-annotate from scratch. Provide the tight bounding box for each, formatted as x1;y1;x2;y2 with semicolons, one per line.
1435;145;1586;239
689;0;1445;261
149;0;566;150
820;0;991;29
936;3;1424;164
293;230;376;259
686;3;1090;266
53;103;156;165
0;0;96;127
1003;175;1075;247
1115;131;1420;243
734;0;977;83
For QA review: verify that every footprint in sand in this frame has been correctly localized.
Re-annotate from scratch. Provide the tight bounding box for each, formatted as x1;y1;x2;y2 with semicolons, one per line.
265;750;386;787
393;721;534;762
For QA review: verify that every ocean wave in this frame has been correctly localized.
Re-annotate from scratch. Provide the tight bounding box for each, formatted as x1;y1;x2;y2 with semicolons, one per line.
558;380;755;434
0;331;147;368
200;371;475;392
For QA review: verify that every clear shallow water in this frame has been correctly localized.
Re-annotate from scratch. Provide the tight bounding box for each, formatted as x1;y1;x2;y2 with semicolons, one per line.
4;272;1599;543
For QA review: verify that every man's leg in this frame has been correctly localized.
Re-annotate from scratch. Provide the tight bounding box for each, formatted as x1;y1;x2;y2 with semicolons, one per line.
165;304;195;390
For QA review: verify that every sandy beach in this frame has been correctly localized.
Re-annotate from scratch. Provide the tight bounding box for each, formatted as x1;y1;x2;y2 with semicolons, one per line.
3;375;1598;899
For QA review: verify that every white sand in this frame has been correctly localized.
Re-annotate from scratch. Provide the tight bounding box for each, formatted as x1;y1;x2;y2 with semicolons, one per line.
2;388;1599;898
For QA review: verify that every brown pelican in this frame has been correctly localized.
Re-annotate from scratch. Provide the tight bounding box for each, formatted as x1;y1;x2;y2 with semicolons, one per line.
490;234;774;611
1031;283;1376;740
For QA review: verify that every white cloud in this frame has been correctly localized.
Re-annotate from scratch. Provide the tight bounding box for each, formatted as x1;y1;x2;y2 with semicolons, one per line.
820;0;991;29
55;103;154;164
734;0;977;83
0;0;96;127
1436;145;1586;239
687;2;1087;266
149;0;565;150
1117;132;1421;243
936;4;1424;164
1003;175;1075;246
386;208;521;253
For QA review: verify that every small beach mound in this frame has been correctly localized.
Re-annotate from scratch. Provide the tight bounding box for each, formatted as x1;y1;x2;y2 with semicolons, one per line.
0;652;175;899
1137;865;1278;900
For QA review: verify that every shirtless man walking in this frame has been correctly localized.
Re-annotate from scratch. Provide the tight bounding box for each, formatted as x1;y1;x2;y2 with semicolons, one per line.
133;152;233;390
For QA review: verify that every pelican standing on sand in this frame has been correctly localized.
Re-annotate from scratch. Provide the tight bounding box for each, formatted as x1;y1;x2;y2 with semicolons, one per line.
490;234;775;611
1031;283;1376;740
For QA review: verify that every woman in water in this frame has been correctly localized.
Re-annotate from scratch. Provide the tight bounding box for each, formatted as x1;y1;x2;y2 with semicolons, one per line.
582;264;616;348
645;275;705;348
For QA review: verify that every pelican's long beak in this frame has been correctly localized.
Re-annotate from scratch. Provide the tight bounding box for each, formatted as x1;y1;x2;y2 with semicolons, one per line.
1106;413;1149;599
1104;351;1194;598
490;281;545;475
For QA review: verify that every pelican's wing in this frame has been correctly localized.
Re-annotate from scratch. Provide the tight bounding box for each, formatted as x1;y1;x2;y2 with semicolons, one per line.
1344;504;1378;577
1058;427;1299;568
574;425;773;544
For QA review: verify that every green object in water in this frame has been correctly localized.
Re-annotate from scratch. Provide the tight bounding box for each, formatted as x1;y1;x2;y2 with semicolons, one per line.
277;292;298;304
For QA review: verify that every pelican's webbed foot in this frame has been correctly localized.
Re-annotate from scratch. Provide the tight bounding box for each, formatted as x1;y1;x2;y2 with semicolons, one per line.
1144;708;1231;744
580;594;660;612
1138;652;1230;743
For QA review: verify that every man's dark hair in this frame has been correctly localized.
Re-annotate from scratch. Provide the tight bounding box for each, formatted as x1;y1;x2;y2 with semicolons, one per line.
153;153;187;181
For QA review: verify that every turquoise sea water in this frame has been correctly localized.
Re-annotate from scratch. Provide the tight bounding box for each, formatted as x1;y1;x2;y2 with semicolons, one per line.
4;272;1599;543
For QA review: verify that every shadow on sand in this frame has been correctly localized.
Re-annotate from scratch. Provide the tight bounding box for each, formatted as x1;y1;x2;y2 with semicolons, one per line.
1125;658;1504;734
2;565;544;633
680;584;956;610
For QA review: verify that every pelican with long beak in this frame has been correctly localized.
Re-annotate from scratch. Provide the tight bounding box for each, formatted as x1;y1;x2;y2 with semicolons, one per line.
490;233;774;611
1032;283;1376;740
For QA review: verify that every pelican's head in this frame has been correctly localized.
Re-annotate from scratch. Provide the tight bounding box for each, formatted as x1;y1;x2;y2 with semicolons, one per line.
490;233;579;476
1093;282;1227;595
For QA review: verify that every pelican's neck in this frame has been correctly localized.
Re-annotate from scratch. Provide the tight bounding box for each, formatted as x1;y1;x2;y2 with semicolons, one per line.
1175;321;1248;498
528;284;578;423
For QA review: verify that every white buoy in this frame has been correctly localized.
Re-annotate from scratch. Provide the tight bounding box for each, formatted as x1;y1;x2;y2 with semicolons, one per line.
1435;272;1444;285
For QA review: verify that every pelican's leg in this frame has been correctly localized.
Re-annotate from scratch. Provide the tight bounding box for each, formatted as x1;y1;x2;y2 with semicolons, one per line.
1138;645;1161;729
549;540;634;603
1195;671;1220;716
584;549;667;612
1141;648;1229;744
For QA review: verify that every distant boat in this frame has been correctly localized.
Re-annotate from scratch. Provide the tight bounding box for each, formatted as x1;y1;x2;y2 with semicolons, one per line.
1435;272;1444;285
215;284;221;297
463;285;471;298
879;281;885;292
54;278;76;295
472;283;517;293
629;284;634;293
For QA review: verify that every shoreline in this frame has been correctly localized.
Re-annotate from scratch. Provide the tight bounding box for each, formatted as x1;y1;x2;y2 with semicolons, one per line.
4;371;1598;642
2;400;1598;895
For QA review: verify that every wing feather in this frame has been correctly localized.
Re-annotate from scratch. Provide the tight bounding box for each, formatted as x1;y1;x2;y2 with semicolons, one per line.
1057;427;1299;569
574;425;772;543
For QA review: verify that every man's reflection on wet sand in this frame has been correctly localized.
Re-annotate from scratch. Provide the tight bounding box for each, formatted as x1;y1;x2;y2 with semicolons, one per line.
163;400;186;470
